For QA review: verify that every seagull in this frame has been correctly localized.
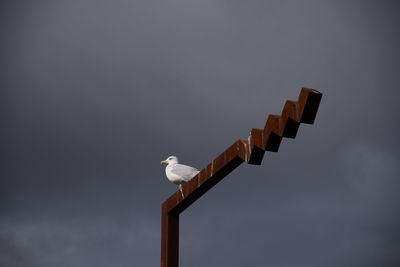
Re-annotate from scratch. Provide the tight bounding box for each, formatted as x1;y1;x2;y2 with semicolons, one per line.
160;156;200;198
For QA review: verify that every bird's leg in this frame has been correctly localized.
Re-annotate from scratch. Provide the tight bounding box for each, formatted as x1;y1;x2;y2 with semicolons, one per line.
179;184;184;198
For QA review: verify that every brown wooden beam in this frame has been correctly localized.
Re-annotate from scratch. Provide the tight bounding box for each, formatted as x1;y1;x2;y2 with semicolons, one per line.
161;208;179;267
161;88;322;267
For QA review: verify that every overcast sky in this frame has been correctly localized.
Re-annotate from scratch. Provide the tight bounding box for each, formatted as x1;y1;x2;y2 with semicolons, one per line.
1;1;399;266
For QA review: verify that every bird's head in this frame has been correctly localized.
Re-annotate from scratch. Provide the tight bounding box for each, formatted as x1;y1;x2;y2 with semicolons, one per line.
160;156;179;165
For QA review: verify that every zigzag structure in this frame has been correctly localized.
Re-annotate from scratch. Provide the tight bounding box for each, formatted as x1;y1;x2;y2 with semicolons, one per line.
161;88;322;267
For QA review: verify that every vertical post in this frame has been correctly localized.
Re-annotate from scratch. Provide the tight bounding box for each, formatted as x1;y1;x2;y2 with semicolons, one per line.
161;205;179;267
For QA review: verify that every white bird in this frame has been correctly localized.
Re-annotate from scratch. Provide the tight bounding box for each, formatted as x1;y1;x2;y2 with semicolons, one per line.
160;156;200;198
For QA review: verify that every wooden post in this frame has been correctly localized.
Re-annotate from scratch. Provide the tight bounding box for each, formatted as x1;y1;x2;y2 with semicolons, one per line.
161;208;179;267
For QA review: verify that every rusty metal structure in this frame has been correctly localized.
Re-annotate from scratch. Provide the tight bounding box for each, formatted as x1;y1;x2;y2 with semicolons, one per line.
161;88;322;267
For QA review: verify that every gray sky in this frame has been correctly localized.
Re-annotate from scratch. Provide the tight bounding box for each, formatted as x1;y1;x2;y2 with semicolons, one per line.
1;1;399;266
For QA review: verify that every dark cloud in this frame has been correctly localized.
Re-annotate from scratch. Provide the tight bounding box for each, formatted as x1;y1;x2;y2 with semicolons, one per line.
1;0;399;266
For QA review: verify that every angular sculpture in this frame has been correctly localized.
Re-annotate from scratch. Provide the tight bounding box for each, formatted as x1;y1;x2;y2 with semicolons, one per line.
161;88;322;267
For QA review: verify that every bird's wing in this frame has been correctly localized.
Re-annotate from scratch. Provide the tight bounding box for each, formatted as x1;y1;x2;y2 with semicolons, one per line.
170;164;199;182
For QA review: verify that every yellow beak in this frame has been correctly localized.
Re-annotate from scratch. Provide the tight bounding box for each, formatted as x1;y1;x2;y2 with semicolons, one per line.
160;160;167;164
